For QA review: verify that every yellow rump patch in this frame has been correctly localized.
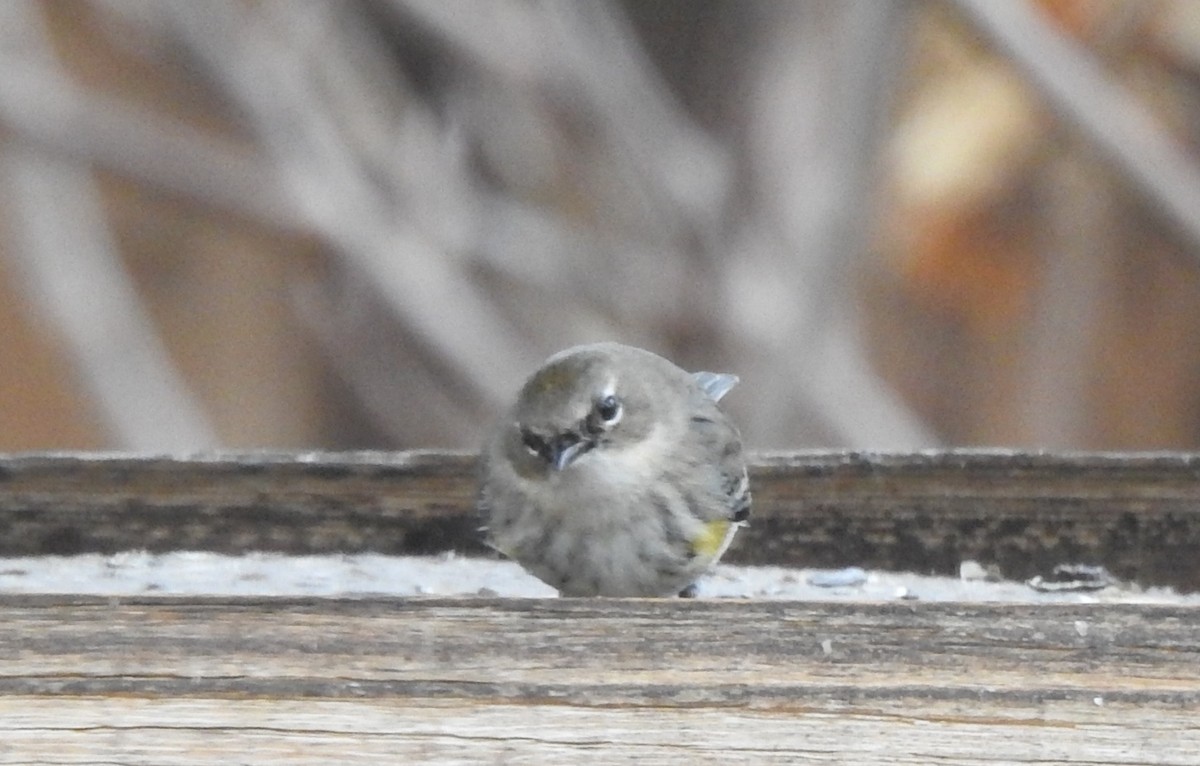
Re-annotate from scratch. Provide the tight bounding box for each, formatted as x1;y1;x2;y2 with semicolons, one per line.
691;519;732;559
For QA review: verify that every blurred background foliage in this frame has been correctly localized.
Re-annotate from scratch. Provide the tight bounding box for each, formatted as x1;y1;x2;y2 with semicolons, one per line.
3;0;1200;453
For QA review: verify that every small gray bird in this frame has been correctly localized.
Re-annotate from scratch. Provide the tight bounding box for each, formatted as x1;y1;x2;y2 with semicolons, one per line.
478;342;750;597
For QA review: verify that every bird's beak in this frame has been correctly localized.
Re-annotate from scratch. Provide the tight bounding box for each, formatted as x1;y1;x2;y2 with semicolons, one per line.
549;435;591;471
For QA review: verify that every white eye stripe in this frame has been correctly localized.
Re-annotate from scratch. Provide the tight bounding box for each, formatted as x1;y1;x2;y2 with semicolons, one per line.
600;378;617;399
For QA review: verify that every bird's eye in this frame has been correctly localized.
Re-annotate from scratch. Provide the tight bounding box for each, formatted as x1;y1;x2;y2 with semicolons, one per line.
594;395;622;424
520;429;546;457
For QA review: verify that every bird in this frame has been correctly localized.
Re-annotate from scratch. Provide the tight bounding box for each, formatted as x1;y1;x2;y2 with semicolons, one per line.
478;342;750;597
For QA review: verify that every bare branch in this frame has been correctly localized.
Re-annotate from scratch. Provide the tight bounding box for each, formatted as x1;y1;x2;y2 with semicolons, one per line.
952;0;1200;259
0;0;217;450
0;65;300;232
159;0;533;410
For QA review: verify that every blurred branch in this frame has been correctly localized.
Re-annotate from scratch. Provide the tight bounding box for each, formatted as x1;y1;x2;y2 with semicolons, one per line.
2;151;220;451
390;0;730;227
952;0;1200;260
292;271;484;446
1022;157;1116;448
739;0;937;448
388;0;735;351
802;0;937;448
0;1;217;451
159;0;533;411
0;65;300;233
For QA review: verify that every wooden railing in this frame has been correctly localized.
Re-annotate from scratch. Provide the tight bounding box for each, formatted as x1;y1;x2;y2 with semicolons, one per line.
1;451;1198;763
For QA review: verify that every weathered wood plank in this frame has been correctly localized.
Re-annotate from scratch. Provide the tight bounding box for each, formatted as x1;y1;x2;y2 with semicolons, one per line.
2;697;1197;765
0;451;479;556
751;450;1200;590
0;596;1197;764
2;450;1200;589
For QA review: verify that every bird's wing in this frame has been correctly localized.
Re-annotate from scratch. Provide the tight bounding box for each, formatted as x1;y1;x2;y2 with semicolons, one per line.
686;380;751;525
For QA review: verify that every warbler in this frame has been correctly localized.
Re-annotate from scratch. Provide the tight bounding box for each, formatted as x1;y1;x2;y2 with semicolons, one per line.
478;342;750;597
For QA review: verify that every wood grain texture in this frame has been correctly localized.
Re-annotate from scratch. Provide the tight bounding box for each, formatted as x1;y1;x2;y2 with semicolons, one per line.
2;450;1200;589
0;451;479;557
1;595;1198;764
